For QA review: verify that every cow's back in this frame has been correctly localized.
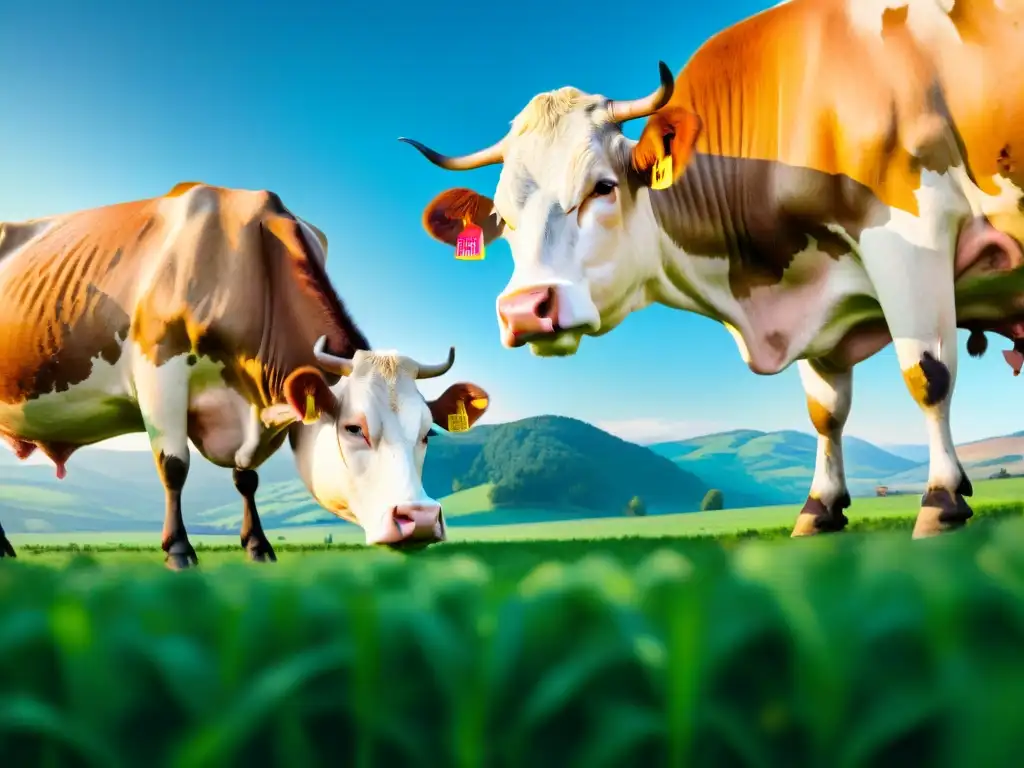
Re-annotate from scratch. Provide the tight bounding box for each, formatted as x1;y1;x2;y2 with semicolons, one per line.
0;183;283;408
668;0;1024;218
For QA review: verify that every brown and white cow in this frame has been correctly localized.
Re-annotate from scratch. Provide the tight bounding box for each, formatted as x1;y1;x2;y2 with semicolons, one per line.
0;181;490;567
404;0;1024;539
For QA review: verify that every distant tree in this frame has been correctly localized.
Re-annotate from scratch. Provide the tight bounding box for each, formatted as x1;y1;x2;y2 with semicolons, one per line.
626;496;647;517
452;478;463;493
990;467;1011;480
701;489;725;511
324;533;333;545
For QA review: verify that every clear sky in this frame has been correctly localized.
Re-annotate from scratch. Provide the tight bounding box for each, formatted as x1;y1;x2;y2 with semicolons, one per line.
0;0;1020;452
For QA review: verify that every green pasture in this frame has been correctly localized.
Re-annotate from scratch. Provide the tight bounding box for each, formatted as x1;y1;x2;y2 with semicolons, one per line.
3;513;1024;766
9;477;1024;565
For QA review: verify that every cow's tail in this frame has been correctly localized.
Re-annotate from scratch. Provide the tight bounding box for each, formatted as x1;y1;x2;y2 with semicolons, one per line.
966;329;988;358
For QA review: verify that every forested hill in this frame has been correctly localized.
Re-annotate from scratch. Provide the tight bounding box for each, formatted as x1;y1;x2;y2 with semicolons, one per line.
426;415;711;515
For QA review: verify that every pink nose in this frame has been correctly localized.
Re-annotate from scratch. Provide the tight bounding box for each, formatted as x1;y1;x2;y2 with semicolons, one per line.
497;286;560;348
374;502;445;548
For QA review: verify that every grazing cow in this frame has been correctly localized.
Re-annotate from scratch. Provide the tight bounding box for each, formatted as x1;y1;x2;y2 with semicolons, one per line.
0;182;490;567
403;0;1024;539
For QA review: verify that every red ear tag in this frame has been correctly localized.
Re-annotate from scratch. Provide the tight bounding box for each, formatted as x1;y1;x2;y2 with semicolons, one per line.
455;214;485;260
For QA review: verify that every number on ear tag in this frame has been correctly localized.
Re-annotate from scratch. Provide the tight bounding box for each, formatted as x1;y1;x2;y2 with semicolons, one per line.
447;400;470;432
651;154;674;190
455;215;485;260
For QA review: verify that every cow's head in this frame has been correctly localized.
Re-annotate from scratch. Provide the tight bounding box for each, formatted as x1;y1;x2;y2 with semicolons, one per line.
404;62;701;357
262;338;489;549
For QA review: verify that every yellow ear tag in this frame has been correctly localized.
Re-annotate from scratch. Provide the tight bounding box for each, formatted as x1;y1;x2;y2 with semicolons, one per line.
470;397;489;410
447;400;470;432
303;391;319;424
651;154;674;190
455;214;485;261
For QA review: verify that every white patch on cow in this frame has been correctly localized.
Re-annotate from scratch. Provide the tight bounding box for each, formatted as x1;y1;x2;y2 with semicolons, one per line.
131;344;192;468
288;350;443;545
235;403;263;468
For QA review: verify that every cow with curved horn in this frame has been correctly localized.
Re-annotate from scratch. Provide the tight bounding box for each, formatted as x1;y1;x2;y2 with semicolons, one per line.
0;181;490;567
406;0;1024;542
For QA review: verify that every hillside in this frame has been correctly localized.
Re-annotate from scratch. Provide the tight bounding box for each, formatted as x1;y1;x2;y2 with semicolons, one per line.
7;419;1022;536
0;415;714;534
879;431;1024;489
649;429;918;502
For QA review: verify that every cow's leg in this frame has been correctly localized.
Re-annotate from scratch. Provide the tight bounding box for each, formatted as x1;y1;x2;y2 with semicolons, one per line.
792;359;852;536
859;210;972;538
234;468;277;562
0;520;15;558
134;353;198;569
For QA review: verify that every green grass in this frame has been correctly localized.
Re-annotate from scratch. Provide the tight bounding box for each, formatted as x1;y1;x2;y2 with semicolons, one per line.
9;476;1024;560
3;514;1024;765
439;483;497;517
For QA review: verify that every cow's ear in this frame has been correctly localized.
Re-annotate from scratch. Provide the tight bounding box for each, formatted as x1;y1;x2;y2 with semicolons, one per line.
272;367;337;426
428;383;490;431
422;188;505;247
631;107;703;188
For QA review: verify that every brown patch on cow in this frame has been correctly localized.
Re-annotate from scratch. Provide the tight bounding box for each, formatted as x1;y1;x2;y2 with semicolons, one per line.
422;188;505;247
806;396;839;436
646;155;887;299
880;5;909;37
165;181;206;198
901;352;950;407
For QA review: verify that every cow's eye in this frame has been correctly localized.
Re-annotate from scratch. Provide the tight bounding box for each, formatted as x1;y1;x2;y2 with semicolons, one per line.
343;424;364;437
592;180;617;197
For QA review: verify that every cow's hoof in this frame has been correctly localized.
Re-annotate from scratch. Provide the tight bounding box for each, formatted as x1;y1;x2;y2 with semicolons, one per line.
244;537;277;563
164;542;198;570
913;488;973;539
0;537;16;559
791;494;850;537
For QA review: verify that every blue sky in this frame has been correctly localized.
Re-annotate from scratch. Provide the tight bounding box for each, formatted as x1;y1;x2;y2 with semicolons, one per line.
0;0;1020;449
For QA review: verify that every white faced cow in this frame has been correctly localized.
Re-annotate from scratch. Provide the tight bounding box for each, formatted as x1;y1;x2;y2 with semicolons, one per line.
404;0;1024;539
0;181;490;567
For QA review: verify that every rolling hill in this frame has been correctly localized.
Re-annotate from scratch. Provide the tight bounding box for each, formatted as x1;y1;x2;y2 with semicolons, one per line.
878;431;1024;489
649;429;919;502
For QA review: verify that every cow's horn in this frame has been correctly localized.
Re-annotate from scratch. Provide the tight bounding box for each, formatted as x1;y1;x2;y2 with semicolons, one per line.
313;336;354;376
608;61;675;123
398;137;504;171
408;347;456;379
